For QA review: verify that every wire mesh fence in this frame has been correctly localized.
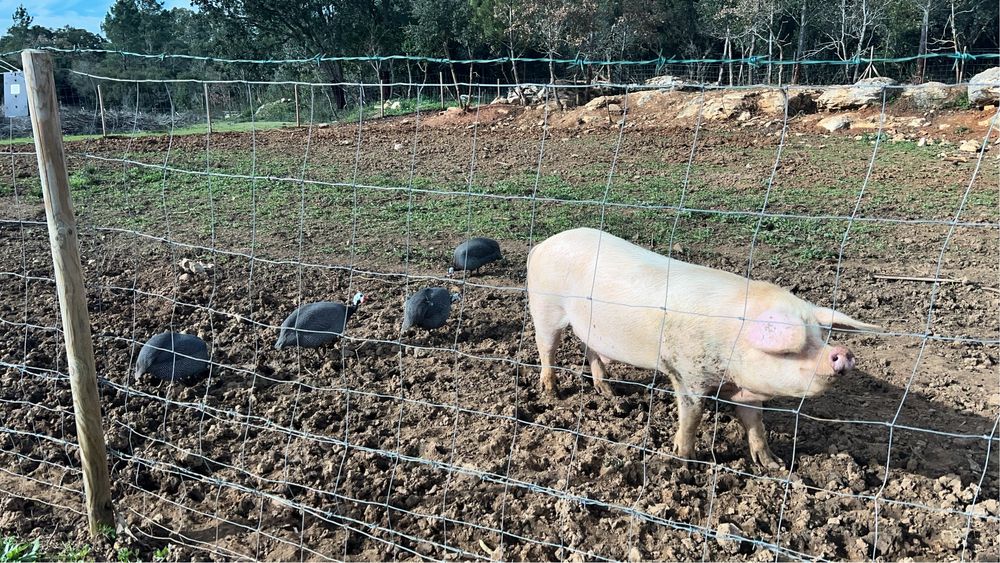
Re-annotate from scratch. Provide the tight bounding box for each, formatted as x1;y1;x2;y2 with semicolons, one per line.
0;48;998;560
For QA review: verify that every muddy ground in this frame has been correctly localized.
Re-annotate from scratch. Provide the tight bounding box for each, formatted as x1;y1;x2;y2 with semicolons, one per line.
1;100;998;561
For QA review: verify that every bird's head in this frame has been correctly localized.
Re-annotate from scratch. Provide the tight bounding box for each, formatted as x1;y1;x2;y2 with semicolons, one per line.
446;266;455;277
352;292;366;306
450;292;462;303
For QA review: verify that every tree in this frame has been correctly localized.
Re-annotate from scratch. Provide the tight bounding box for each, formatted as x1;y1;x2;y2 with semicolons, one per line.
405;0;477;105
1;4;54;50
474;0;533;103
193;0;403;109
102;0;176;54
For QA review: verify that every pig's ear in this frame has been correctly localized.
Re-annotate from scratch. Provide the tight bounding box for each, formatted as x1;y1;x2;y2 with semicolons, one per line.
745;309;807;354
813;307;881;332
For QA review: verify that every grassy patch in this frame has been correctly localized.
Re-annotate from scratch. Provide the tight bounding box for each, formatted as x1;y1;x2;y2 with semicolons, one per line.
1;537;39;563
0;121;296;146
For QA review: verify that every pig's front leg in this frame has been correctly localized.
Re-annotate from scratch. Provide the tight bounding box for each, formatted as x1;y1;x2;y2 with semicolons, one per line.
668;374;704;461
734;402;784;470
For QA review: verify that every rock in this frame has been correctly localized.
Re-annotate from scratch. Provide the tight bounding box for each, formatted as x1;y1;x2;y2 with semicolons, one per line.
969;67;1000;107
959;139;983;152
758;90;818;115
850;118;882;130
716;522;743;552
818;115;851;132
628;91;660;107
967;499;1000;517
584;95;617;110
644;75;688;91
626;546;643;562
178;258;207;275
901;82;961;109
817;77;900;110
918;137;927;147
978;112;999;127
607;103;622;114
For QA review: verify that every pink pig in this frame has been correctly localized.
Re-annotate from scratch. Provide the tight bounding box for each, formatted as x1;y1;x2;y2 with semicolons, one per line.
526;228;879;468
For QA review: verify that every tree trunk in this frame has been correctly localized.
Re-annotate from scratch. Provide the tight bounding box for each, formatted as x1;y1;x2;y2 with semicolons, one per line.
840;0;850;82
727;31;734;86
719;30;729;85
319;60;347;109
448;62;462;106
406;58;413;99
509;46;523;106
916;2;930;83
851;0;869;82
766;6;775;84
792;0;807;84
379;66;391;104
950;0;961;83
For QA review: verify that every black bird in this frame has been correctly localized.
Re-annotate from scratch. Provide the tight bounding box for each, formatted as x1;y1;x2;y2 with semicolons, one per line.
135;332;210;382
275;292;365;354
448;237;503;275
402;287;461;331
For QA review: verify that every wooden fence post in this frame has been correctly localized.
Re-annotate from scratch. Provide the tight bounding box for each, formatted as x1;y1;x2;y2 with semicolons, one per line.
96;84;106;137
21;49;115;538
203;82;212;134
379;79;384;118
294;83;300;127
439;71;445;109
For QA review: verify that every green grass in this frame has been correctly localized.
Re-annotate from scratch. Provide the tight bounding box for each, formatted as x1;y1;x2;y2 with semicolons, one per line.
1;538;39;563
5;124;992;268
152;546;170;562
56;544;90;562
0;121;297;146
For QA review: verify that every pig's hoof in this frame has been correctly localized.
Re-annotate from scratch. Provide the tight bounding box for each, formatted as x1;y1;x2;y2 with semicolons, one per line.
594;381;616;396
540;382;560;398
672;442;696;463
752;448;785;470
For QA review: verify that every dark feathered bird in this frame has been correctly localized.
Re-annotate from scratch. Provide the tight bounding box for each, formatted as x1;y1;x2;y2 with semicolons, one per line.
135;332;210;382
448;237;503;275
275;292;365;352
402;287;461;331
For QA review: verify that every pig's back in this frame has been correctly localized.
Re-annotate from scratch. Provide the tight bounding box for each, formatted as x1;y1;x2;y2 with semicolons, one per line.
528;228;754;369
529;228;749;304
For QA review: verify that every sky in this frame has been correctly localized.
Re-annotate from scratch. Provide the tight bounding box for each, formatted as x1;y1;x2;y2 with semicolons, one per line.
1;1;193;37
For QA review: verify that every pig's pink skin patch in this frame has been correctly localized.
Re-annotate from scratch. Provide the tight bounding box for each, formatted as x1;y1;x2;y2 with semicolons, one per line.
745;309;806;354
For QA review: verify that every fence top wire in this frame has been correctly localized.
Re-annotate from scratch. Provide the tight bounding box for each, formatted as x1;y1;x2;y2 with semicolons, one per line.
7;46;1000;69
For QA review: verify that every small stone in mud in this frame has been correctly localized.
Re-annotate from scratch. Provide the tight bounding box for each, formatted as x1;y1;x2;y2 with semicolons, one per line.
716;522;743;552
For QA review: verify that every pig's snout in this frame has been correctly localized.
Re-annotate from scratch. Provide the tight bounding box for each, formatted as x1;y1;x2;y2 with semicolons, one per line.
829;347;855;374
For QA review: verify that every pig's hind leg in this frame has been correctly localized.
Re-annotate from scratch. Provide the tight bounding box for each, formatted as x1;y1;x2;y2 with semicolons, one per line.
530;306;567;396
585;350;615;395
734;402;783;470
